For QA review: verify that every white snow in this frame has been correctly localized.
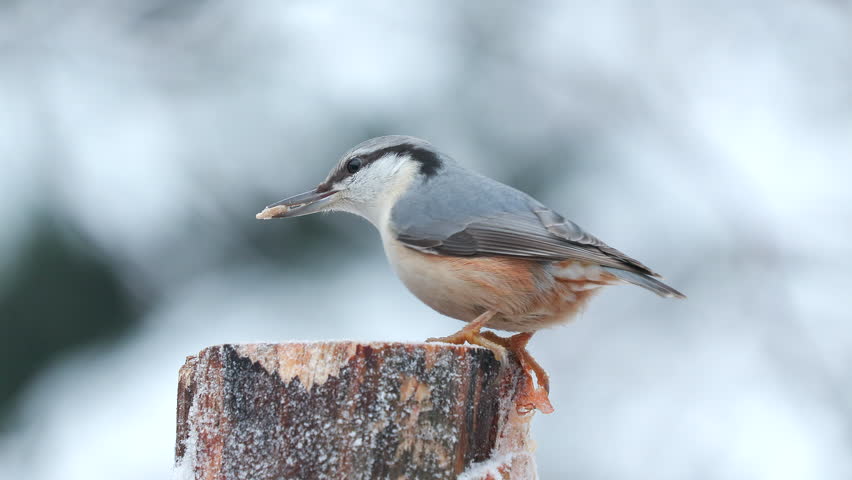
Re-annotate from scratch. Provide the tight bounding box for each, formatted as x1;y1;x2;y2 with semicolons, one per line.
458;452;538;480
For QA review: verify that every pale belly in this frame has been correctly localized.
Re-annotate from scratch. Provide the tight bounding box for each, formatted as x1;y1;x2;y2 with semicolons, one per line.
383;238;611;332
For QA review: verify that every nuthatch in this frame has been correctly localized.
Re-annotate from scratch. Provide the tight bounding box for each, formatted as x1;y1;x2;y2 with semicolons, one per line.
257;135;684;413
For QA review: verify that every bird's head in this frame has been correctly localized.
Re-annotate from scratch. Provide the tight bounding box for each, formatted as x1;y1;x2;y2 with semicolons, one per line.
256;135;444;226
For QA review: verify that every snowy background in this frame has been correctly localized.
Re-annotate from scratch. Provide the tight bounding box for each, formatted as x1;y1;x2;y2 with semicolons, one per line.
1;1;850;479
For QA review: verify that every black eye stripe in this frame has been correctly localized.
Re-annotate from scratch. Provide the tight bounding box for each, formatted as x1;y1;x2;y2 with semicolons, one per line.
361;144;443;178
326;142;444;186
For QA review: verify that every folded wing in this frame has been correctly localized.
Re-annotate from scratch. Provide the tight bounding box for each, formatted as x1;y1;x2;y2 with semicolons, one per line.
390;168;683;297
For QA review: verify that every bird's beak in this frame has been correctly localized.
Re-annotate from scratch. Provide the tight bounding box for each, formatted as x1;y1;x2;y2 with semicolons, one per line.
256;188;340;220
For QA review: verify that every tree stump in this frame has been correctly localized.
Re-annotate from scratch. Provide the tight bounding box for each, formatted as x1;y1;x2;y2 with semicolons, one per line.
175;342;537;480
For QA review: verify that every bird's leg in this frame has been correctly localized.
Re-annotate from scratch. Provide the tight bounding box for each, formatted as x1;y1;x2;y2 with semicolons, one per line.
426;310;507;363
481;331;554;415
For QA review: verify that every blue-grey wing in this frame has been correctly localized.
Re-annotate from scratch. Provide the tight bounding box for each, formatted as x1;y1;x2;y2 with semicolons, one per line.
389;163;658;276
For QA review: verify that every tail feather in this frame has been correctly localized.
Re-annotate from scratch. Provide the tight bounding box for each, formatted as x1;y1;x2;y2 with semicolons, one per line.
603;267;686;299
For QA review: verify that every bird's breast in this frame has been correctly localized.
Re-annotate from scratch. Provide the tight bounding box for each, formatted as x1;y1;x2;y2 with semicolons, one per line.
384;237;555;319
382;234;619;332
383;237;491;321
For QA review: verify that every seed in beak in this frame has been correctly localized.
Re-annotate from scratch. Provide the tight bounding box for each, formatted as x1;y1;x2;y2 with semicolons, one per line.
255;205;292;220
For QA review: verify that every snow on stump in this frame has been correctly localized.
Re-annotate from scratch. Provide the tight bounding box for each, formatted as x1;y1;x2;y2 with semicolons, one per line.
175;342;538;480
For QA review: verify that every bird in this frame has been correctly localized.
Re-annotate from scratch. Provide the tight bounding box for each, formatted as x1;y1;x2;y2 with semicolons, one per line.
256;135;684;414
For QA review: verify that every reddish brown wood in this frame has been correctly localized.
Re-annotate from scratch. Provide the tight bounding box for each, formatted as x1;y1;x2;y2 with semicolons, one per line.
175;342;538;480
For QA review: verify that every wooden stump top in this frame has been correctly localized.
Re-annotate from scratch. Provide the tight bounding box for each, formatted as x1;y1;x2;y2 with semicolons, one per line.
175;342;537;480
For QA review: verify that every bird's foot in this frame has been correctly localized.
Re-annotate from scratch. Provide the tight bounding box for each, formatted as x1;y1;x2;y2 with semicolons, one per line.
481;331;554;415
427;328;508;364
425;312;552;414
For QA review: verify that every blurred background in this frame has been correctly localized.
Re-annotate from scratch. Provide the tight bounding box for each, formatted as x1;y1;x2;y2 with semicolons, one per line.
1;1;850;479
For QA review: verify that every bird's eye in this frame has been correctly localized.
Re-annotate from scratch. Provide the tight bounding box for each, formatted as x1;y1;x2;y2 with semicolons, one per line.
346;158;363;174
